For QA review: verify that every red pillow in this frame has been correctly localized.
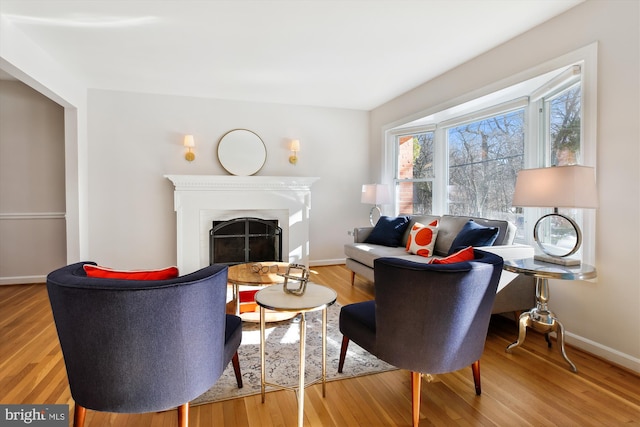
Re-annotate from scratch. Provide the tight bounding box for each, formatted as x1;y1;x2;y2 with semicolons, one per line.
429;246;474;264
83;265;179;280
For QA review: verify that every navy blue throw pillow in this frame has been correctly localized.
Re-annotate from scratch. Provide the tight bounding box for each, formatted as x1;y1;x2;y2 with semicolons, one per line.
448;220;499;255
364;216;411;247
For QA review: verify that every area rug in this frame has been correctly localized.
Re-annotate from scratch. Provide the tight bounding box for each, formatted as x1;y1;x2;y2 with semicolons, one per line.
191;302;396;405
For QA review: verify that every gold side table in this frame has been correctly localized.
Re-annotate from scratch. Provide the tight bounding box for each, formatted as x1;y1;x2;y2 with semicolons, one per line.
227;262;293;322
255;283;337;427
504;258;597;372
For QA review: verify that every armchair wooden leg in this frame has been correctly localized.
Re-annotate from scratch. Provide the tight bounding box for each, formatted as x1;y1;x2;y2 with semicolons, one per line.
471;360;481;395
411;371;422;427
178;403;189;427
232;351;243;388
73;404;86;427
350;271;356;285
338;335;350;373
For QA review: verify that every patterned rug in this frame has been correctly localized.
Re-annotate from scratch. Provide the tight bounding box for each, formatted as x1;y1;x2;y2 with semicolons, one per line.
191;302;396;405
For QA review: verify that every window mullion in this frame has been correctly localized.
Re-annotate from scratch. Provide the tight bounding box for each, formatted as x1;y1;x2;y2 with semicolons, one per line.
433;126;447;215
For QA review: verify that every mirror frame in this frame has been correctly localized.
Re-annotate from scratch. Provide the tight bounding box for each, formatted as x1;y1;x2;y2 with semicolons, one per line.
217;129;267;176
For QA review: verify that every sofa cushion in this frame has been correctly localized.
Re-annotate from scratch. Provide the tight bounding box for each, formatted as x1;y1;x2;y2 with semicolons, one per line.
402;214;441;247
405;221;439;257
83;265;179;280
364;216;410;247
434;215;513;256
448;220;499;255
433;216;471;256
430;246;475;264
344;243;410;269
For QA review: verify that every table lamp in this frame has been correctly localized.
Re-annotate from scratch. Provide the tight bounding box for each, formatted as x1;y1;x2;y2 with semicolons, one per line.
361;184;391;226
512;165;598;266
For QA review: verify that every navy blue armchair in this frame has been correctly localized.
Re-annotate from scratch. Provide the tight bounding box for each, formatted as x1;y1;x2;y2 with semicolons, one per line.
46;262;242;427
338;250;503;427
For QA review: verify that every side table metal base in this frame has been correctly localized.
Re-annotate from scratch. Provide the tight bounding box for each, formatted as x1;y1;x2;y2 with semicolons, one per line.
506;277;577;372
503;259;597;374
506;308;577;372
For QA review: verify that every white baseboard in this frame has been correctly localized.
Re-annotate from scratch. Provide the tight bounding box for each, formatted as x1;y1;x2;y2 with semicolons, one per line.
0;275;47;286
309;258;345;267
565;331;640;373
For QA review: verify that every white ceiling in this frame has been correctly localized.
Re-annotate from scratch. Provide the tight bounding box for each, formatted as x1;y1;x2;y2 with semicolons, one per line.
0;0;583;110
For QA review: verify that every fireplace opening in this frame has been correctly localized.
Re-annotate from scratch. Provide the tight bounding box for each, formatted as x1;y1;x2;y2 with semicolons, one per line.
209;217;282;265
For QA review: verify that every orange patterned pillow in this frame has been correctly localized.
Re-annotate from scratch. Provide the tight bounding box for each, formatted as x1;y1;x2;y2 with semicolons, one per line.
429;246;475;264
83;265;179;280
405;220;439;258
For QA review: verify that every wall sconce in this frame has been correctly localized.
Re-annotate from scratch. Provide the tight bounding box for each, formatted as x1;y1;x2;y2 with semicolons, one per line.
183;135;195;162
289;139;300;164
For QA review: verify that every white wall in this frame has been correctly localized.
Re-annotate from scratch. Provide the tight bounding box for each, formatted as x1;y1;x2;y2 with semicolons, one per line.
0;16;88;265
370;0;640;372
0;80;67;283
87;89;370;269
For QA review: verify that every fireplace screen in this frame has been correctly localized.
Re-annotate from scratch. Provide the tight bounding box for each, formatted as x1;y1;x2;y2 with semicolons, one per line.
209;217;282;265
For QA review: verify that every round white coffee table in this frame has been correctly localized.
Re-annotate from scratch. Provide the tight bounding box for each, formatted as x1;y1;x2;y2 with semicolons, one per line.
255;283;337;427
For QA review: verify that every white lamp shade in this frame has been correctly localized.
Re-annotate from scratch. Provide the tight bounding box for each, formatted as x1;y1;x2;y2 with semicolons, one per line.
361;184;391;205
512;165;598;208
183;134;195;148
290;139;300;151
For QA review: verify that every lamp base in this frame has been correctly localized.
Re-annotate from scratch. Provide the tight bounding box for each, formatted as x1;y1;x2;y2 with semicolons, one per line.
534;253;581;266
369;206;382;226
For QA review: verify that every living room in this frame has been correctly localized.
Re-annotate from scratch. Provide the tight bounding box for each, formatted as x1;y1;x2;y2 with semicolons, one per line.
1;0;638;424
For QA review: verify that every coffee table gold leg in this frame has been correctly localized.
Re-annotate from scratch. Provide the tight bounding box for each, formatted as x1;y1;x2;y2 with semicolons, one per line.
322;307;327;398
298;312;306;427
260;306;266;403
234;283;240;316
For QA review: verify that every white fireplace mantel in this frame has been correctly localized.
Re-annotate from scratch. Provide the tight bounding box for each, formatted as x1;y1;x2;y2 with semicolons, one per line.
165;175;319;273
166;174;319;192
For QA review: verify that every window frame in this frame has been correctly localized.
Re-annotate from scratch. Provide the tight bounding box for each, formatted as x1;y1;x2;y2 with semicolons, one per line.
391;125;437;215
440;98;527;220
383;43;597;264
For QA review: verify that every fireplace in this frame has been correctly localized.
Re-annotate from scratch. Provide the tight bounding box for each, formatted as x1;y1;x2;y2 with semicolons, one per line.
210;217;282;265
165;175;319;274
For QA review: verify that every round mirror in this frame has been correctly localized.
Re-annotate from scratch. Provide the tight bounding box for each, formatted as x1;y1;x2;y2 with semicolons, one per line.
533;213;581;258
217;129;267;176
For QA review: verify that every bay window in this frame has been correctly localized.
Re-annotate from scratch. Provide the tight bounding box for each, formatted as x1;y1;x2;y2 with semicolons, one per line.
388;47;596;262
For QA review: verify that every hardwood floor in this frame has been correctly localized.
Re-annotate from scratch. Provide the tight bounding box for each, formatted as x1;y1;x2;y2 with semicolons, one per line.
1;264;638;426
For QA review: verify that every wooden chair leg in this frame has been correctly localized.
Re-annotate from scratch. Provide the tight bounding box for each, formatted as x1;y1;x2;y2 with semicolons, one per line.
350;271;356;285
471;360;481;395
178;403;189;427
232;351;243;388
411;371;422;427
338;335;350;373
73;404;86;427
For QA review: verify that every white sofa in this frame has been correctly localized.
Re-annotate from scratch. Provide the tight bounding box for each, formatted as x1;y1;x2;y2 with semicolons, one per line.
344;214;536;315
